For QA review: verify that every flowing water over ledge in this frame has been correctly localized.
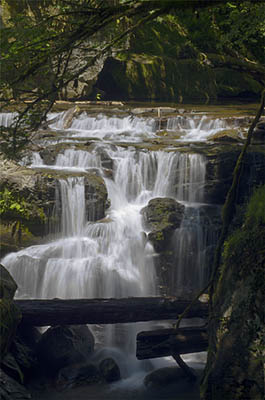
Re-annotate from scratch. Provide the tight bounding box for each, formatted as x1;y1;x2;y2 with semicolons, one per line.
1;105;253;399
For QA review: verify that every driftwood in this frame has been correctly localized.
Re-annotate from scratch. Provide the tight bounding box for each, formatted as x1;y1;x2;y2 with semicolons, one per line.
136;325;208;359
14;297;208;326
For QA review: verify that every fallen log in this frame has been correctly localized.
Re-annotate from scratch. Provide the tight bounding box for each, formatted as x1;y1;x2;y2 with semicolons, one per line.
14;297;208;326
136;326;208;359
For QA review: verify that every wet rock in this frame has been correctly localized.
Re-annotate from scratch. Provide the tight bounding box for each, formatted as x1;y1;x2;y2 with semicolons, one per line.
84;174;109;221
0;264;17;300
144;366;190;388
209;129;242;143
56;362;100;389
36;325;95;377
204;146;265;204
61;106;81;129
201;187;265;400
0;265;21;358
4;329;40;383
99;358;121;383
0;369;31;400
97;147;114;170
0;158;58;241
141;197;184;252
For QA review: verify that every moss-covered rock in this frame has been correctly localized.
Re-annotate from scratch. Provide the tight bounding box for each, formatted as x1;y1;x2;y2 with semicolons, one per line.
0;157;57;242
201;185;265;400
95;54;217;102
141;197;185;253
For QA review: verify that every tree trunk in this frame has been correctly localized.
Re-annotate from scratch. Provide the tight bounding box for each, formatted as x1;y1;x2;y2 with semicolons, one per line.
14;297;208;326
136;326;208;359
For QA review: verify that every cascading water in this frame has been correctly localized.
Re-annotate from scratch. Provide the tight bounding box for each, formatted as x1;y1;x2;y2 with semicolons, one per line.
1;110;222;383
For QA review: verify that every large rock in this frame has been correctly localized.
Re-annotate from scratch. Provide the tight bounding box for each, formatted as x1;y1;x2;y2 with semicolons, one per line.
56;362;100;390
36;325;95;377
141;197;185;252
0;265;21;358
0;264;17;300
144;366;190;388
99;358;121;383
0;157;58;252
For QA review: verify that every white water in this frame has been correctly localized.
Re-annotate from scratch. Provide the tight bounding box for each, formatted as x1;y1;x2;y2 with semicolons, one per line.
166;115;228;141
1;110;214;380
46;111;230;142
0;112;18;127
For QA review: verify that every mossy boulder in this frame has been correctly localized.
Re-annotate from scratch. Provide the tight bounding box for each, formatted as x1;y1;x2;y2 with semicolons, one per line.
141;197;184;252
201;186;265;400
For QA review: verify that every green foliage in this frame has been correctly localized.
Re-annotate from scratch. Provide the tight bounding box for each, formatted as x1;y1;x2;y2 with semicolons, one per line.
223;184;265;262
1;0;264;159
245;185;265;226
214;2;265;64
0;188;46;242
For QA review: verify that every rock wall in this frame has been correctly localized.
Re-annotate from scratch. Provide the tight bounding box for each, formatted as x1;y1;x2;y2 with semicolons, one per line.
201;185;265;399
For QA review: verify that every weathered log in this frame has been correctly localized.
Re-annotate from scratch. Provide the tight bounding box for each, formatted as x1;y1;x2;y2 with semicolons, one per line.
136;326;208;359
14;297;208;326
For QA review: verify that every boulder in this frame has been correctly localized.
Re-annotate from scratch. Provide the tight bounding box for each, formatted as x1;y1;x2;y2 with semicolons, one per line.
56;362;100;389
0;265;21;358
99;358;121;383
36;325;95;377
0;264;17;300
141;197;184;252
144;366;190;388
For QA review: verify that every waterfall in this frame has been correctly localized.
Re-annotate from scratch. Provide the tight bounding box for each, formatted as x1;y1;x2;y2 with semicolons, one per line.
1;110;219;373
49;112;157;141
0;112;18;127
166;115;228;141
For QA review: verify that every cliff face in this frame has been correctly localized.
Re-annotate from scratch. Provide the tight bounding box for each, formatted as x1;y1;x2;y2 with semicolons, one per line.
201;185;265;400
93;16;265;102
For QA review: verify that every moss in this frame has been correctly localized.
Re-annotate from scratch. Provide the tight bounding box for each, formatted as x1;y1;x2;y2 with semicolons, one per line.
245;185;265;225
201;185;265;399
215;68;264;98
